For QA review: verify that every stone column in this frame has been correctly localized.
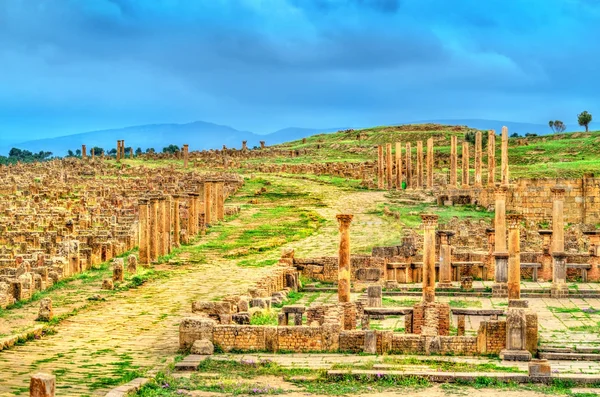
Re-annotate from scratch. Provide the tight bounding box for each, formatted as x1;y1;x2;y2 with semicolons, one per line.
406;142;412;189
216;182;225;221
426;138;433;189
164;196;172;254
186;194;195;239
395;142;402;190
183;144;189;169
386;143;393;189
337;214;353;303
501;126;509;186
493;186;509;297
507;214;522;301
242;140;248;150
149;198;158;263
551;187;568;298
416;141;424;189
377;145;384;189
422;214;439;303
138;199;149;264
191;193;200;236
260;141;265;149
462;142;469;188
172;196;180;248
437;230;454;288
475;131;482;187
204;182;213;225
488;130;496;185
211;181;218;224
82;145;87;159
157;197;165;257
30;373;55;397
450;135;457;188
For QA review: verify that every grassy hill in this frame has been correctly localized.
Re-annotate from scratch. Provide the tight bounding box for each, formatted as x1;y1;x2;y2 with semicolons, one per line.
242;124;600;179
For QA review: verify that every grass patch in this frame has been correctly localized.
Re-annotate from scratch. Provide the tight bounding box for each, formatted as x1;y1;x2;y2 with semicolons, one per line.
448;300;483;308
250;310;278;326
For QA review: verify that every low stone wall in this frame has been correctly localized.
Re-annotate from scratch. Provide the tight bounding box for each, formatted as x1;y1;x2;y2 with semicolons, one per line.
293;255;385;283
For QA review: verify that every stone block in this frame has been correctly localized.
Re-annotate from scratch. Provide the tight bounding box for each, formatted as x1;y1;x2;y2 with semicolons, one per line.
30;373;55;397
37;298;53;322
528;359;551;377
191;339;214;355
102;279;114;290
179;317;215;350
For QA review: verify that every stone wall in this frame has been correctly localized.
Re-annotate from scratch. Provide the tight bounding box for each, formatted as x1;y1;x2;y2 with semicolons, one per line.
293;255;385;283
477;320;507;354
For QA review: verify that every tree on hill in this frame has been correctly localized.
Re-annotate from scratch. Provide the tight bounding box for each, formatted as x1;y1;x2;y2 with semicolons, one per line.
510;132;520;138
91;147;103;156
108;148;117;155
67;150;75;157
75;149;81;157
135;147;142;155
0;148;53;165
162;144;180;154
124;147;132;155
146;148;155;154
548;120;566;133
578;111;592;132
464;130;488;148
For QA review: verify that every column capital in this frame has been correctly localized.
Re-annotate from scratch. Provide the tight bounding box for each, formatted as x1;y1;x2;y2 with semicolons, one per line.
506;214;522;229
494;184;508;197
421;213;439;228
436;230;454;243
551;186;566;199
336;214;354;226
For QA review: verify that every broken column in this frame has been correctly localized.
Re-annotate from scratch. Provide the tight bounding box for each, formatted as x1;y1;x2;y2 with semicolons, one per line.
450;135;458;188
149;197;159;263
30;373;55;397
475;131;482;187
242;141;248;151
113;258;124;282
172;195;181;247
437;230;454;288
337;214;353;303
386;143;393;189
82;145;87;160
488;130;496;185
462;141;469;188
367;285;382;307
492;186;509;298
157;196;166;257
426;137;433;189
551;187;568;298
37;298;53;322
189;193;199;237
216;182;225;221
507;214;522;301
138;199;149;264
416;141;423;189
204;182;213;225
183;144;189;168
501;126;509;186
395;142;402;190
377;145;384;189
260;141;265;149
422;214;438;303
405;142;412;189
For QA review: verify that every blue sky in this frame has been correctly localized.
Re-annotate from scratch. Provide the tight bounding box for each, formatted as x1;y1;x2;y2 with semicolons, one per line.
1;0;599;140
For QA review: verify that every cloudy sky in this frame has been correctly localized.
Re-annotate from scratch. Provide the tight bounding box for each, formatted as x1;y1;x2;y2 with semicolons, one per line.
1;0;599;140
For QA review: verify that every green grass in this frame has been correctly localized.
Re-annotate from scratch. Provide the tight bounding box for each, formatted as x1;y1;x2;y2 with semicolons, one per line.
382;298;419;307
449;300;483;308
250;310;278;326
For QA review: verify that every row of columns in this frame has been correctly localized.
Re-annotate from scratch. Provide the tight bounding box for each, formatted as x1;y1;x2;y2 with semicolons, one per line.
138;181;225;264
449;127;509;189
377;138;434;190
116;140;126;161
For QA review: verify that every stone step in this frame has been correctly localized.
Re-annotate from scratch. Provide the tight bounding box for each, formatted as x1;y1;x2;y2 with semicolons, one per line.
327;369;600;384
174;354;210;371
539;352;600;361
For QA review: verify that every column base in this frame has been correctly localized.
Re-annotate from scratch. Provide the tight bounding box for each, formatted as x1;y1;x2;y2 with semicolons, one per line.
500;349;532;362
492;283;508;298
550;284;569;299
436;282;454;289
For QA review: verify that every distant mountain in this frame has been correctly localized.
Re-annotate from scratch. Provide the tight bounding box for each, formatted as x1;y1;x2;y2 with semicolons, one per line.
1;122;345;156
408;119;600;136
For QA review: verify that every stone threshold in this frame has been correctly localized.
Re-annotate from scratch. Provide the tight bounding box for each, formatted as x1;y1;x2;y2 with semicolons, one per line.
327;369;600;384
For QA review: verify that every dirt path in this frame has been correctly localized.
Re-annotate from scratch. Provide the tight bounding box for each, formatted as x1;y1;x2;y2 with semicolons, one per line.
0;175;394;396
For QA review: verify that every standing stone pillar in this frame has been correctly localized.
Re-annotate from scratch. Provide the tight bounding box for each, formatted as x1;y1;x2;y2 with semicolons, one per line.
336;214;353;304
551;187;568;298
450;135;458;188
216;182;225;221
386;143;393;189
138;199;149;264
186;194;195;239
82;145;87;160
492;186;509;297
210;181;218;224
437;230;454;288
204;182;213;225
422;214;439;303
395;142;402;190
405;142;412;189
461;142;470;188
172;196;180;248
377;145;384;189
92;149;95;160
156;197;165;257
183;144;189;169
242;141;248;151
488;130;496;185
416;141;424;189
260;141;266;149
426;138;433;189
164;196;172;254
149;198;158;263
475;131;482;187
507;214;522;301
501;126;509;186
